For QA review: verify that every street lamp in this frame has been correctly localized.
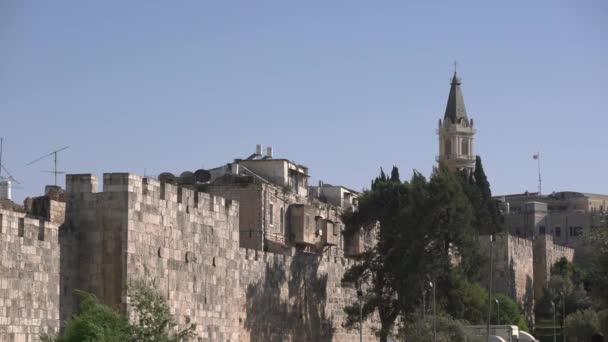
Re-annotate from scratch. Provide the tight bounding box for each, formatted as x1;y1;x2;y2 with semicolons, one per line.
551;301;556;342
495;298;500;325
560;292;565;342
429;281;436;342
357;281;363;342
486;234;495;341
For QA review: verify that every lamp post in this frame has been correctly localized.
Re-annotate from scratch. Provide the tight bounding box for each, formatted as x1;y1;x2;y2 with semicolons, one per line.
561;292;565;342
429;281;436;342
551;301;556;342
422;289;426;320
357;281;363;342
495;298;500;325
486;234;495;341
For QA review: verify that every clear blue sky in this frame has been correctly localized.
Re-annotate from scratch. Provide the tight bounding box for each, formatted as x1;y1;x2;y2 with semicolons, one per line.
1;1;607;201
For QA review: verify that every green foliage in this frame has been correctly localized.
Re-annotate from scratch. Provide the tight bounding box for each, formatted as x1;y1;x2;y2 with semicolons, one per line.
551;257;588;286
447;272;487;324
343;165;483;341
446;275;529;332
390;166;400;183
456;156;501;236
564;309;601;340
586;228;608;309
493;293;529;332
535;259;593;320
43;283;196;342
398;313;483;342
599;309;608;336
52;291;131;342
129;280;196;342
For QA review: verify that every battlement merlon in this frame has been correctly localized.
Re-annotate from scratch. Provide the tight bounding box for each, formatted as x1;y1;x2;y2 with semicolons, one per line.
65;173;239;213
66;174;99;193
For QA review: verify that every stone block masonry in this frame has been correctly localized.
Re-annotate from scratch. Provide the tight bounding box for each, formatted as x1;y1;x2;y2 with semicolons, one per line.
64;173;376;341
0;208;62;342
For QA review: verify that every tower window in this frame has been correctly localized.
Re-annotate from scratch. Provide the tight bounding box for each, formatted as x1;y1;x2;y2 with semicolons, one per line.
269;203;274;225
461;139;469;156
444;139;452;156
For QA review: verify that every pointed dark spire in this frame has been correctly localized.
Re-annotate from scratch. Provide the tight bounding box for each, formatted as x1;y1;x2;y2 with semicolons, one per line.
443;71;468;123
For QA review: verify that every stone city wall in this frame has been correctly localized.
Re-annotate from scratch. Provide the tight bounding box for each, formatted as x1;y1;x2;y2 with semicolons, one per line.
533;234;574;302
66;173;375;341
0;209;62;342
480;233;535;322
238;249;377;342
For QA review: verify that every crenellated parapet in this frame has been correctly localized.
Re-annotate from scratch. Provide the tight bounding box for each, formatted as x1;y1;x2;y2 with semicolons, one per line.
0;207;63;340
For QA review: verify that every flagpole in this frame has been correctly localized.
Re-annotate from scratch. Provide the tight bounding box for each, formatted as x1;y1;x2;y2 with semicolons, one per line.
537;152;542;195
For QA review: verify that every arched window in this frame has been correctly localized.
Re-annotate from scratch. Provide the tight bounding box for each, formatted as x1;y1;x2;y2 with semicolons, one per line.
461;139;469;156
444;138;452;156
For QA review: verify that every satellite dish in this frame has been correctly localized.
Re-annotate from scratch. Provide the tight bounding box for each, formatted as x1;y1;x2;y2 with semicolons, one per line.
158;172;176;184
179;171;195;185
194;169;211;183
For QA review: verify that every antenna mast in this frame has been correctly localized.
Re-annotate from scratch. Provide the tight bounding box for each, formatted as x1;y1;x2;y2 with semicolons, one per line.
27;146;70;186
0;137;20;184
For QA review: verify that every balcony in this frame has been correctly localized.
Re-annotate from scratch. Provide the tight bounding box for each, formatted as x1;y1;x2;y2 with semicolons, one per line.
436;154;476;162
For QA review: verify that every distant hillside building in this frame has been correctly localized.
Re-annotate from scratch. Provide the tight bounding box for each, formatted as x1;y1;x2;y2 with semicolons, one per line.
495;191;608;258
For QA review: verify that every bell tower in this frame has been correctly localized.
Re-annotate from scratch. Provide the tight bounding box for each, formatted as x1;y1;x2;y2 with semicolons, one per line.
437;70;476;172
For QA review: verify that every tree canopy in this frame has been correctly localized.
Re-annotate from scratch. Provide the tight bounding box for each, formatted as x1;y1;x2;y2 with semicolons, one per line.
342;163;502;341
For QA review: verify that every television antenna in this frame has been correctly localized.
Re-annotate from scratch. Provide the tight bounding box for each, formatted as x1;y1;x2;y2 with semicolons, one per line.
27;146;69;186
0;137;21;184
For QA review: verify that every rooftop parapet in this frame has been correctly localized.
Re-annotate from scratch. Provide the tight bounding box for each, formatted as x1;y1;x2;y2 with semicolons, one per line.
65;173;238;215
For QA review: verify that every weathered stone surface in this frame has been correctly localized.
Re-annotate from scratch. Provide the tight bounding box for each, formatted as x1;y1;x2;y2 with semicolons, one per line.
0;208;62;342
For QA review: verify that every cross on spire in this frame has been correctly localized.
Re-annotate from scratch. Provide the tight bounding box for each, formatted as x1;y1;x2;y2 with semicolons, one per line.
453;61;458;74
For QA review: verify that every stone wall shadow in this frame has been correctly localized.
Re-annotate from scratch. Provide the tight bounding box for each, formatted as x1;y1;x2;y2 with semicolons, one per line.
244;251;335;342
58;223;78;330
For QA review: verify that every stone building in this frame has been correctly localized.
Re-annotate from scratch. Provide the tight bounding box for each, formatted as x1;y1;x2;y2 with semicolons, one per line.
206;146;373;257
495;191;608;258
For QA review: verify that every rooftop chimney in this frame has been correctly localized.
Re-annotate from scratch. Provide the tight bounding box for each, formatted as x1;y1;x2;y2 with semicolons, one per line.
256;144;263;156
266;146;273;158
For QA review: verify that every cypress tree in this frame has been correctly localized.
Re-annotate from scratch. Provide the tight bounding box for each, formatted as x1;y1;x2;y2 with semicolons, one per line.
390;166;400;183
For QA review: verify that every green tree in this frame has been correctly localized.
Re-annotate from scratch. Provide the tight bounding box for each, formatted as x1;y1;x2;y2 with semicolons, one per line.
535;268;592;319
42;291;131;342
586;228;608;308
446;272;487;324
390;165;400;183
343;164;481;341
128;280;196;342
457;157;501;236
43;283;196;342
492;293;529;332
398;313;483;342
564;309;601;340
